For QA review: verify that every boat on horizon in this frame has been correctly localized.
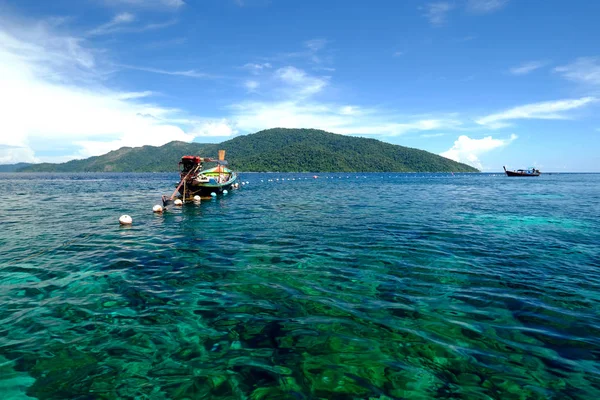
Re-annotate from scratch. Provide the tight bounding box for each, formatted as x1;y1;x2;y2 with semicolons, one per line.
163;150;238;206
503;166;541;177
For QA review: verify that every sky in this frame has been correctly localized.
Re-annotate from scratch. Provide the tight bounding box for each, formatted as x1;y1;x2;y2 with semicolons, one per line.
1;0;599;171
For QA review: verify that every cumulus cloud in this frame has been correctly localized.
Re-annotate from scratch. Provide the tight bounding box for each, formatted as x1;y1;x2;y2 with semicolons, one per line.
476;97;596;128
0;12;478;165
227;100;461;137
189;120;237;137
0;16;464;165
274;66;328;97
554;57;600;85
0;20;196;163
441;134;517;169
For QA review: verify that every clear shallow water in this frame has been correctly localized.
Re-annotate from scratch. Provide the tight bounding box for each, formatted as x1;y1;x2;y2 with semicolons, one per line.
0;172;599;399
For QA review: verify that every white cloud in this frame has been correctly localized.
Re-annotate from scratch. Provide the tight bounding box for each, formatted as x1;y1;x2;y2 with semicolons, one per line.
423;2;455;26
243;62;272;74
0;26;99;85
339;106;359;115
190;120;237;137
0;20;196;163
87;12;135;36
509;60;547;75
555;57;600;85
228;100;461;137
244;80;259;92
113;12;135;23
466;0;509;14
0;145;38;165
133;19;178;32
88;14;177;36
0;14;462;165
102;0;185;9
476;97;597;128
441;134;517;169
118;64;211;78
303;39;329;63
274;66;328;97
424;0;506;25
268;39;333;66
116;91;155;100
393;51;404;57
304;39;328;52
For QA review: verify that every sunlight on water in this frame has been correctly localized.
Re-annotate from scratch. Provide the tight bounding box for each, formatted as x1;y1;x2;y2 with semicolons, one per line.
0;173;599;399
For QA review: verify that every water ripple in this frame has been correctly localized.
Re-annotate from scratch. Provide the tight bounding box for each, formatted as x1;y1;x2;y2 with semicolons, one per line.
1;172;599;399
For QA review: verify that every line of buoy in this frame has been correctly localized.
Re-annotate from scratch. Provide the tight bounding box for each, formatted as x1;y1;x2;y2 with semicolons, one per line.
121;178;254;225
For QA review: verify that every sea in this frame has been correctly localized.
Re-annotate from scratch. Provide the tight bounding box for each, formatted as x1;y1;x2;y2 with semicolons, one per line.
0;172;599;399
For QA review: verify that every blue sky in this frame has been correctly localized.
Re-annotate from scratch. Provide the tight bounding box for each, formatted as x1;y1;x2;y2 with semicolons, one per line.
1;0;599;171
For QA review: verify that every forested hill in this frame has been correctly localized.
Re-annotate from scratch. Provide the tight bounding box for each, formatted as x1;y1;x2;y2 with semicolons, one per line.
0;163;32;172
19;128;478;173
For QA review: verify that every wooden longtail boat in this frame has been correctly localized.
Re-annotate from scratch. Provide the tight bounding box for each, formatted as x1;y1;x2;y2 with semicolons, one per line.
163;150;238;205
503;166;541;177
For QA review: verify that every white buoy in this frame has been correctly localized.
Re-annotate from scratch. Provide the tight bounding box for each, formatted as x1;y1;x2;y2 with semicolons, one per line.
223;190;228;194
211;192;217;197
119;215;132;225
152;205;163;213
174;199;183;206
241;182;245;186
246;181;249;184
193;195;201;202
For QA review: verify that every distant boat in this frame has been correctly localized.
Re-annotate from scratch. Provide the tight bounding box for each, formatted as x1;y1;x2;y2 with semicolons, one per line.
503;166;540;177
163;150;238;206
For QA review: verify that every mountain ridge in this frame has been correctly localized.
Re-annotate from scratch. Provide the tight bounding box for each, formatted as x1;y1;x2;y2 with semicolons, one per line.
0;163;33;172
18;128;478;173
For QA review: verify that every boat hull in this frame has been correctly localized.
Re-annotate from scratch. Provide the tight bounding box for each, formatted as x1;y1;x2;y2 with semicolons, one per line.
179;180;236;197
503;166;540;177
177;171;238;199
505;171;540;177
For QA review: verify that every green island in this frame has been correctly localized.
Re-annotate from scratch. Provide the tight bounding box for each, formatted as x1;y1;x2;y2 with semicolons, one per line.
19;128;478;173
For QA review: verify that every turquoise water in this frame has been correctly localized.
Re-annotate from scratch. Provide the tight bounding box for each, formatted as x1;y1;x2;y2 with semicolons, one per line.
0;172;599;399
